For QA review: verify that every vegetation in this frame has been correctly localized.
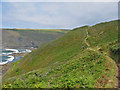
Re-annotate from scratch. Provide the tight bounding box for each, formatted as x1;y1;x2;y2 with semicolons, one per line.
3;26;88;78
2;28;69;32
100;41;120;68
87;20;118;48
2;20;119;88
3;50;117;88
2;29;68;49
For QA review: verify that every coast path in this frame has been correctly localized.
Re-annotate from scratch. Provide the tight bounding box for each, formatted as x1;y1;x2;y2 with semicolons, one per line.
85;29;119;88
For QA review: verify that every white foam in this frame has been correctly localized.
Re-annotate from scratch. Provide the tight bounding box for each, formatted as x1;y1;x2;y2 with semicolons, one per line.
0;49;31;65
0;55;14;65
26;49;32;53
7;55;14;61
5;49;19;53
0;61;9;65
2;52;12;56
2;53;6;55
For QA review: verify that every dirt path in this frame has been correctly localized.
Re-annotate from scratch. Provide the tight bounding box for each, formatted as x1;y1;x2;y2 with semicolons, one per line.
87;47;119;88
85;29;119;88
105;55;119;88
85;29;90;47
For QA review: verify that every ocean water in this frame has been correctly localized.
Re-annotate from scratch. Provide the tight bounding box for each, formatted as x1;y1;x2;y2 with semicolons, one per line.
0;49;31;65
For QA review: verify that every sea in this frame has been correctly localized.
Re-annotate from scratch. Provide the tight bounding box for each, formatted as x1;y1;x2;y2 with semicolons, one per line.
0;49;31;65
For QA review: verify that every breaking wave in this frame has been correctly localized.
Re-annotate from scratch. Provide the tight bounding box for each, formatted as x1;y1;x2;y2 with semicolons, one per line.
0;49;32;65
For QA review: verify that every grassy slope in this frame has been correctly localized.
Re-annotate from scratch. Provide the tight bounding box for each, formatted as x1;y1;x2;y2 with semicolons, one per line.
3;50;116;88
12;28;68;32
87;20;118;48
3;20;119;88
2;29;67;48
86;20;119;67
3;26;88;78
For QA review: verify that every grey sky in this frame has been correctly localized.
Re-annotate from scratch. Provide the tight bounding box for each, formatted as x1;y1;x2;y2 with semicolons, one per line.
1;2;118;29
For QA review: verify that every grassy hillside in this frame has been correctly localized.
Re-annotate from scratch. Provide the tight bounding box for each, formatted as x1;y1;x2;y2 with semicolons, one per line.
86;20;119;67
11;28;68;32
3;50;117;88
3;20;119;88
99;41;120;68
2;29;67;49
3;26;88;78
86;20;118;48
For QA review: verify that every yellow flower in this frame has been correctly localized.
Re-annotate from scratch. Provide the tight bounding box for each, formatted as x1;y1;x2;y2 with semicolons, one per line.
35;84;40;88
9;84;11;86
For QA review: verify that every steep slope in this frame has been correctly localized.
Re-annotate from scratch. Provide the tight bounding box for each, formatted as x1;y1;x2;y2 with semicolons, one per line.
2;29;67;49
3;50;117;88
87;20;118;48
4;26;88;78
3;20;119;88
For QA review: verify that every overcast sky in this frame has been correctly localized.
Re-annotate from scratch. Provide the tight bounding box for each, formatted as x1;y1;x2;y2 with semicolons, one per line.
1;1;118;29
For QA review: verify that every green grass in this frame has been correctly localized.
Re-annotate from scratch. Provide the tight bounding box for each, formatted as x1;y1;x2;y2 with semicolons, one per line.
3;49;117;88
3;26;88;78
3;20;119;88
87;20;118;48
99;40;120;68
